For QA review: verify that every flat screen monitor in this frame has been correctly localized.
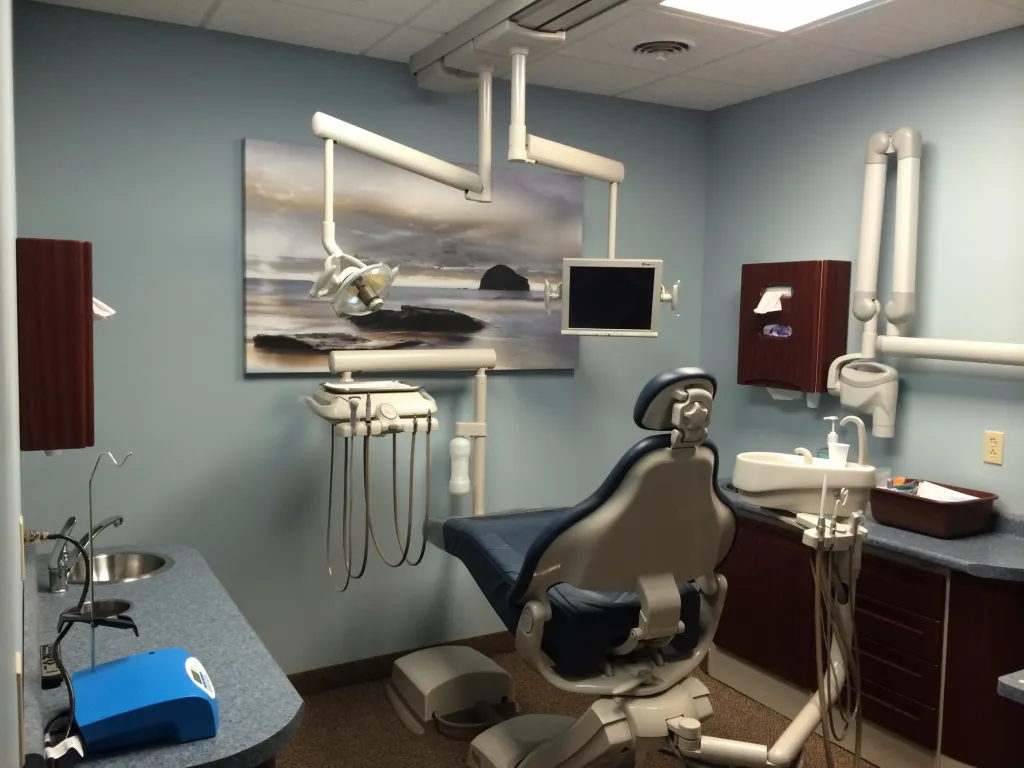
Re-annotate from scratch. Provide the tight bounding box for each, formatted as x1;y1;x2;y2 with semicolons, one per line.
561;259;662;337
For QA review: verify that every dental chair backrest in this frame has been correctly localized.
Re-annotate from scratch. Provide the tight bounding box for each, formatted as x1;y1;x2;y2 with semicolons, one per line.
514;369;735;601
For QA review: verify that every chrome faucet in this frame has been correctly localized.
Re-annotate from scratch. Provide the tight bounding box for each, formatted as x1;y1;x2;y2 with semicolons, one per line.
47;516;78;594
47;515;124;593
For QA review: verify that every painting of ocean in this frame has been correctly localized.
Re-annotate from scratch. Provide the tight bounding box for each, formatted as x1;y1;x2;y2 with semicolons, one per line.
244;139;583;373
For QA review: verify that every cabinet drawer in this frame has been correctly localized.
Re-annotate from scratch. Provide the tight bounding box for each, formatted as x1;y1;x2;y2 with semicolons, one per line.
856;594;943;664
861;678;938;750
858;637;940;707
857;552;946;620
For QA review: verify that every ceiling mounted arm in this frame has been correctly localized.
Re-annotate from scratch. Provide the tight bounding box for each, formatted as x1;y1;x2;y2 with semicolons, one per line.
508;46;625;261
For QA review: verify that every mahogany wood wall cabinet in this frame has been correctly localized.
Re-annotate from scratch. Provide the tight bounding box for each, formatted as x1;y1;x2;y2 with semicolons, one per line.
16;238;95;451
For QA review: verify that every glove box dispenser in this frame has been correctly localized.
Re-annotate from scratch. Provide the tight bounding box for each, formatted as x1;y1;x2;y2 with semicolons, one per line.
737;260;851;394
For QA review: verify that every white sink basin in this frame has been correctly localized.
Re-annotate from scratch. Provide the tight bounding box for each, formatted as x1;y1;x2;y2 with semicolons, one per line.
733;451;875;517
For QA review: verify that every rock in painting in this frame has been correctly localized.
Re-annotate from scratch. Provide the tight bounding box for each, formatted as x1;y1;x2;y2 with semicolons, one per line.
347;305;486;333
479;264;530;292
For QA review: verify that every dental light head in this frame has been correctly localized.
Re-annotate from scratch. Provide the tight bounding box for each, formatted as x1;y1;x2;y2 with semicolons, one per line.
309;252;397;317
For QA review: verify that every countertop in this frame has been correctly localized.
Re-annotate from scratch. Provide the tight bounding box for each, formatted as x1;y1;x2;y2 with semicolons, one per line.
997;671;1024;706
23;544;303;767
721;487;1024;582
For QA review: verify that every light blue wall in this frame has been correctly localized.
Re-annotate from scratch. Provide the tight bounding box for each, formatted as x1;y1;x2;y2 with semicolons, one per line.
703;27;1024;516
13;2;709;672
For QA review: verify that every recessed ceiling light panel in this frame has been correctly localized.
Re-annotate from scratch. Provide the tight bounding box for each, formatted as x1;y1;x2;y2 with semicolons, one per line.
659;0;878;32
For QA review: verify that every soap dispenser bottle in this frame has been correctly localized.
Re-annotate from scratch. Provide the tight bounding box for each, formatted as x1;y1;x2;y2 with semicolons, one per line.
824;416;851;466
817;416;838;459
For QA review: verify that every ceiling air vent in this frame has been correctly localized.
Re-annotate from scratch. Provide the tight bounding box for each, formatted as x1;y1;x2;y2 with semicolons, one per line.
632;40;691;58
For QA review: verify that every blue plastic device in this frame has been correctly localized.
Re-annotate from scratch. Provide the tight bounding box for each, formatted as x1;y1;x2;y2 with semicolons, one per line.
71;647;219;753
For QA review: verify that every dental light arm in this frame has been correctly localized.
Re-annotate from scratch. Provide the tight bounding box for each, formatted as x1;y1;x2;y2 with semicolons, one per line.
310;68;494;315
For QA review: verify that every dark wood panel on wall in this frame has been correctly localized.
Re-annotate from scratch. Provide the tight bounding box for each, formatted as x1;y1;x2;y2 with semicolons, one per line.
942;572;1024;768
16;238;94;451
715;517;817;690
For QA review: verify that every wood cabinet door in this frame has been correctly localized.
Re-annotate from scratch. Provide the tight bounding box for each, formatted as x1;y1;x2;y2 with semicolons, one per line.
942;572;1024;768
715;518;817;690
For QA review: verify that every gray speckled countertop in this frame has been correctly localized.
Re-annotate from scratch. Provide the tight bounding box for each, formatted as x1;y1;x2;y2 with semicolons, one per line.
720;486;1024;581
24;544;302;767
998;671;1024;706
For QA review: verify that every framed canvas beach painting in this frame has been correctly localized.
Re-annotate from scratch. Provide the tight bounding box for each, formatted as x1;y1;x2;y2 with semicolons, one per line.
243;139;583;374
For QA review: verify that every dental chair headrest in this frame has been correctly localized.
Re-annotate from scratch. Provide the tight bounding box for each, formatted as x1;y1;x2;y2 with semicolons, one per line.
633;368;717;431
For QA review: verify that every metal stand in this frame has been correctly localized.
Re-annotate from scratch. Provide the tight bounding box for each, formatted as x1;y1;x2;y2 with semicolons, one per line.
88;452;132;669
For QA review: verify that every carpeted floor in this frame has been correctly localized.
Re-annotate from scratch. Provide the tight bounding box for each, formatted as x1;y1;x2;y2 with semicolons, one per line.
278;652;874;768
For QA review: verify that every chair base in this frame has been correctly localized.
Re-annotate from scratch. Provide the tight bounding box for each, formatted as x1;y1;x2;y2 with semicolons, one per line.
388;645;517;738
468;714;577;768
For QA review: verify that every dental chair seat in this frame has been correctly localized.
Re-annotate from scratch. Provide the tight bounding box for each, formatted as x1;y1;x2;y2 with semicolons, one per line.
441;432;705;678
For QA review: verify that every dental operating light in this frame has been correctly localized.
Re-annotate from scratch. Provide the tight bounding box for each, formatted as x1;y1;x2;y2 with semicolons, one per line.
659;0;876;32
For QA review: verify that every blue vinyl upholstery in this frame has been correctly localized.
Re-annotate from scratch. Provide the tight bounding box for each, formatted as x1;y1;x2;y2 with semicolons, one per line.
441;369;733;677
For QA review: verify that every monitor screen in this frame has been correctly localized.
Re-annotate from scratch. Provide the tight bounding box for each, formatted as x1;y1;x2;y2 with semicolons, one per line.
567;265;656;331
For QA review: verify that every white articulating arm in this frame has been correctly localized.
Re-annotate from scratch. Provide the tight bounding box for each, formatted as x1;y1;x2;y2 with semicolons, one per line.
833;126;1024;437
508;46;625;261
310;69;493;313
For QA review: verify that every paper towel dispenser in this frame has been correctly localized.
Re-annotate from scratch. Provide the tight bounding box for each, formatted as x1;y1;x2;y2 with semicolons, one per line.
737;260;851;394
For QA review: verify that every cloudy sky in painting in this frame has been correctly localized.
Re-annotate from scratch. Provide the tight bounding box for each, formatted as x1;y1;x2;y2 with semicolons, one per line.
244;139;583;285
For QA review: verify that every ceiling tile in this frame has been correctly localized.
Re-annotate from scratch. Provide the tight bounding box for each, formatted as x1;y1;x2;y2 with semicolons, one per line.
365;26;442;62
409;0;494;32
34;0;216;26
277;0;435;25
207;0;395;54
686;37;886;91
559;8;774;75
620;74;770;110
526;54;666;96
796;0;1024;58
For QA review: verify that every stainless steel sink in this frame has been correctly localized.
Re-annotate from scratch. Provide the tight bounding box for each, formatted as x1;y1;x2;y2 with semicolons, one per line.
69;598;134;619
68;552;174;585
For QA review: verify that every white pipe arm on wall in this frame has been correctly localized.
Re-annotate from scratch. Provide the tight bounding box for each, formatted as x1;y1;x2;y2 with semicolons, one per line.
876;336;1024;366
886;127;922;335
835;126;1024;437
852;131;891;359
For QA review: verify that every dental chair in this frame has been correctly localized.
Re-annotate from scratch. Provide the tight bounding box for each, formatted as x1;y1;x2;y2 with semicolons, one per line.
388;369;853;768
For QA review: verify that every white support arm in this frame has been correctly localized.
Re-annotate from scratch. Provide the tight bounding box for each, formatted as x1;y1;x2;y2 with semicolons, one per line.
313;111;484;194
328;348;497;374
876;335;1024;366
508;47;625;262
853;131;891;358
885;127;922;334
523;134;625;184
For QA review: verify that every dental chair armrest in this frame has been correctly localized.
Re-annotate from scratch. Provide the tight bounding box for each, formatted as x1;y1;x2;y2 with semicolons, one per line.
826;353;864;395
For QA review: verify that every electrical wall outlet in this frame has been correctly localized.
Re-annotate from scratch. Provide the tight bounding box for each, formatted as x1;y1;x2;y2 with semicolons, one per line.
984;430;1004;466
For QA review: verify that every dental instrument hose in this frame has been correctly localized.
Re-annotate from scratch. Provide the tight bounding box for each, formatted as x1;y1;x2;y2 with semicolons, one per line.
811;548;863;768
324;399;433;589
326;427;369;592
